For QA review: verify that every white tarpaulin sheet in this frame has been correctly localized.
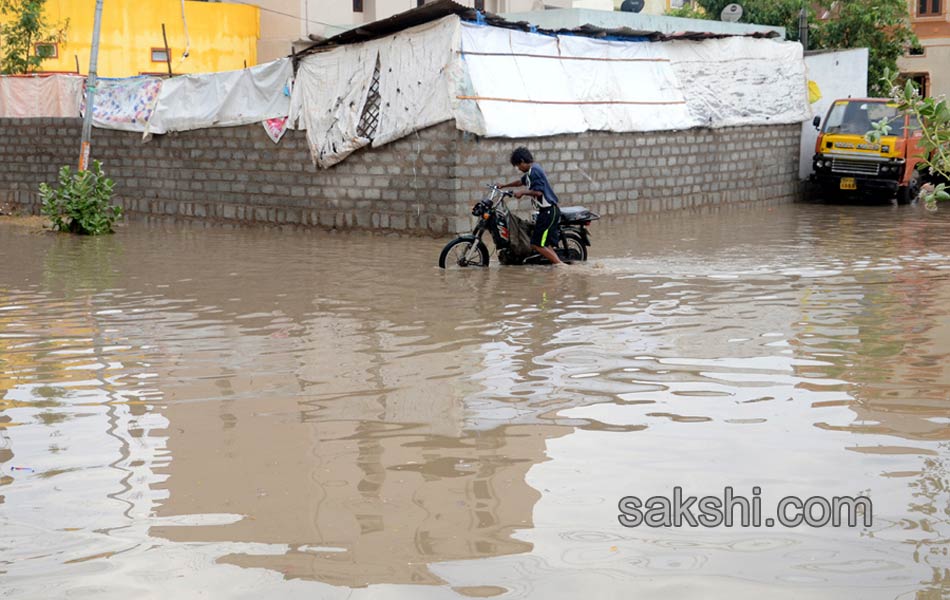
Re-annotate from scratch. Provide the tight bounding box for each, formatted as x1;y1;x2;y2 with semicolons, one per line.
374;16;459;147
290;17;809;165
290;43;378;167
147;58;293;135
0;74;83;118
457;23;809;137
459;24;587;137
667;37;810;128
458;23;698;137
291;16;458;168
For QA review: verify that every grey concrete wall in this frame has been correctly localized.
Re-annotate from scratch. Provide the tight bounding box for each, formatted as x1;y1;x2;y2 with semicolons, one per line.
455;125;802;218
0;118;801;234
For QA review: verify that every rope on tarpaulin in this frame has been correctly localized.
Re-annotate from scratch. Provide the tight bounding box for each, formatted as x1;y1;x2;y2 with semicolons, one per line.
456;96;687;106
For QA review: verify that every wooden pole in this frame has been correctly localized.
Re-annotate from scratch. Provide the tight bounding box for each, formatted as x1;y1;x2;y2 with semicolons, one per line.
161;23;173;77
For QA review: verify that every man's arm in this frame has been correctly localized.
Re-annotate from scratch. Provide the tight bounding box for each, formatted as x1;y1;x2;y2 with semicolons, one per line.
514;189;542;199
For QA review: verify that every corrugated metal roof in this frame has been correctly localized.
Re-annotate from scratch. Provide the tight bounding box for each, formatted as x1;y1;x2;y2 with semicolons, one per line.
298;0;779;56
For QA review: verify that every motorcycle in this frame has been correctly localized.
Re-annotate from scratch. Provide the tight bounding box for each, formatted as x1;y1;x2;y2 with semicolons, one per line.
438;185;599;269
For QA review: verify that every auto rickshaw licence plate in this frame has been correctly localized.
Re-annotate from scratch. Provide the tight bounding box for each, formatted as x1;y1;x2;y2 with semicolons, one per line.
840;177;857;190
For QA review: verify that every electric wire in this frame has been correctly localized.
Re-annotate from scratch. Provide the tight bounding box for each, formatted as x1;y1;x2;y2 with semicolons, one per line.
176;0;191;68
227;0;339;29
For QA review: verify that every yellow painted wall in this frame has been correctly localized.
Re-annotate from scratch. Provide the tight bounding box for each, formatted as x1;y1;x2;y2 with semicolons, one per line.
17;0;259;77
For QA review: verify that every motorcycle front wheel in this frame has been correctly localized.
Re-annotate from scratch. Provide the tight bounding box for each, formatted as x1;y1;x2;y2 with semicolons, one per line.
438;238;490;269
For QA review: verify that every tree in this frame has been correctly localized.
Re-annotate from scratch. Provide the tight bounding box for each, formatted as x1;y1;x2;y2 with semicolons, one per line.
665;4;711;19
687;0;814;42
811;0;916;96
0;0;67;75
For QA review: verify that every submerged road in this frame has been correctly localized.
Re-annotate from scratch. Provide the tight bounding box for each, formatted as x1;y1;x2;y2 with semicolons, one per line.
0;200;948;599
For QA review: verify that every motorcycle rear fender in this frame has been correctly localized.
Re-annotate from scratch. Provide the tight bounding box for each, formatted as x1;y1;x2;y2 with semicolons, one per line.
564;225;592;247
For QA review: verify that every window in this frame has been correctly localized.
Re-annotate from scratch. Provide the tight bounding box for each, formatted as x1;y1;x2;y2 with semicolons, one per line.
919;0;941;15
908;74;929;98
151;48;170;63
823;101;902;135
353;0;363;12
34;42;58;59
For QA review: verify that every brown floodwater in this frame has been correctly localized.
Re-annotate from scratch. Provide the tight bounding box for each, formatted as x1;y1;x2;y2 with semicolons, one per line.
1;200;949;599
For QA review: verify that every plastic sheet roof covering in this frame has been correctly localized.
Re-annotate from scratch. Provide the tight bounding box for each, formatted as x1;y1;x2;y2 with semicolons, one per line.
298;0;779;56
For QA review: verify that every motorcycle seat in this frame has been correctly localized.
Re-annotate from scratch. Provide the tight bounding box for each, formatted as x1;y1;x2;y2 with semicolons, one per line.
559;206;599;222
530;206;600;223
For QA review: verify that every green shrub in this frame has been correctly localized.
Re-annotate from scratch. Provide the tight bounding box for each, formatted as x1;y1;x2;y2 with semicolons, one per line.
871;70;950;209
39;160;122;235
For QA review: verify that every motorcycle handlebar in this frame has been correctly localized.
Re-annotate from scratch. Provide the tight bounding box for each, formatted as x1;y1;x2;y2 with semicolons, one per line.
486;184;514;197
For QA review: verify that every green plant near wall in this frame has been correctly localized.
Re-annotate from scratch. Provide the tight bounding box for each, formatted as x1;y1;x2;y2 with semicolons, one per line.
40;161;122;235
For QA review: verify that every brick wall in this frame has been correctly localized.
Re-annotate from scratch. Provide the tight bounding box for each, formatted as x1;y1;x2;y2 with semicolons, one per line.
0;118;800;234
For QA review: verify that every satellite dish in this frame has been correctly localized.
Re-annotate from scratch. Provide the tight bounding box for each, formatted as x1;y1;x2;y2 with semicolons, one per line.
721;3;743;21
621;0;645;13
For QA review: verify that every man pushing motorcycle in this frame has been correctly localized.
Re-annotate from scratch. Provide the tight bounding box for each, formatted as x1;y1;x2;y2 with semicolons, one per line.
497;147;565;266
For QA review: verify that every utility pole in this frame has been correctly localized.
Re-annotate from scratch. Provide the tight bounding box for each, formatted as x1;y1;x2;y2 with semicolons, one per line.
798;5;808;51
79;0;105;172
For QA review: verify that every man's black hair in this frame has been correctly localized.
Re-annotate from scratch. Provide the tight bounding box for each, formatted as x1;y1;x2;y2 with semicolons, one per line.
510;147;533;166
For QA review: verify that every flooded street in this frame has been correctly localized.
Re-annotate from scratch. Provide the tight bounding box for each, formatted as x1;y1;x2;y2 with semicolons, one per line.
1;200;949;599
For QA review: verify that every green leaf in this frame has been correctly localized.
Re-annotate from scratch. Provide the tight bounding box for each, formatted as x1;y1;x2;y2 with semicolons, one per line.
38;161;121;235
904;79;916;101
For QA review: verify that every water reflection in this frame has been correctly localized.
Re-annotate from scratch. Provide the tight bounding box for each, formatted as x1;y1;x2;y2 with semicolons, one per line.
0;202;949;597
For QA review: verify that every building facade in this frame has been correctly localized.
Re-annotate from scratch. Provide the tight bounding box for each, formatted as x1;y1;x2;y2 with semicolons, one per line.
898;0;950;98
257;0;617;62
17;0;258;77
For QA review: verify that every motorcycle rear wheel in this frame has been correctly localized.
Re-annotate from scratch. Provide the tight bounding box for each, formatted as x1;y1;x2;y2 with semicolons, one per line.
560;232;587;262
439;238;490;269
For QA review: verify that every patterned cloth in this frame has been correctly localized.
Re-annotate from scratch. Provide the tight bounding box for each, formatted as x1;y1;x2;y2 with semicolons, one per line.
262;116;289;143
86;77;163;132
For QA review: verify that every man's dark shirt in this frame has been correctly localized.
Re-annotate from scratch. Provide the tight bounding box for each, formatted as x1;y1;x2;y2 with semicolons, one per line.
520;163;560;208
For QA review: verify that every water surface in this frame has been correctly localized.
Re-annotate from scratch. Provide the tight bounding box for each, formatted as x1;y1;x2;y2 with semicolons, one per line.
1;201;948;599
